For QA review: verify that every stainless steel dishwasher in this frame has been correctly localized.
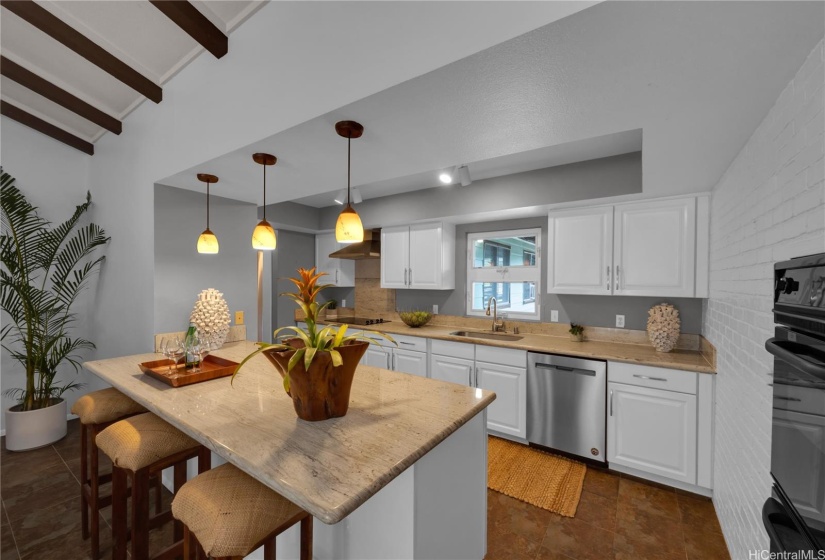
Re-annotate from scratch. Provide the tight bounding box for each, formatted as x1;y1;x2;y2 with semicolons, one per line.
527;352;607;462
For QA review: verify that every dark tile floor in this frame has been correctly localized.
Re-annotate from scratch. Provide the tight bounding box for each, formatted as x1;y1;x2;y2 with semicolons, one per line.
2;420;731;560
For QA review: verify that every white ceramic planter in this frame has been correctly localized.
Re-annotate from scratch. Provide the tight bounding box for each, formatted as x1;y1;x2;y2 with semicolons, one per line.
4;398;67;451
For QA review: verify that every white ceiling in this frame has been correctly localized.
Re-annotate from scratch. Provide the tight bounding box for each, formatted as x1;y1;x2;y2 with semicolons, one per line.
0;0;264;144
157;1;824;210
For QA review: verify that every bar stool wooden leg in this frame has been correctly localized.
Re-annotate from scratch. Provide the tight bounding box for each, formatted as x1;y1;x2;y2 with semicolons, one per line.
90;424;102;559
263;540;276;560
300;516;313;560
112;466;128;560
131;467;151;560
80;423;89;540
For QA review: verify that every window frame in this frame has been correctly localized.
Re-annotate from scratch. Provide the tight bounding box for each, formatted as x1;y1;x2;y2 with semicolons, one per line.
466;228;541;321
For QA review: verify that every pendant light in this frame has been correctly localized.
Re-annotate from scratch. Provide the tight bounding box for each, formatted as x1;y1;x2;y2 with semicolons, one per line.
196;173;219;254
335;120;364;243
251;153;277;250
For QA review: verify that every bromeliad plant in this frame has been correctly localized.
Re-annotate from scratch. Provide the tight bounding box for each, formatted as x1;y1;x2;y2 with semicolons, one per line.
0;170;110;411
233;267;394;392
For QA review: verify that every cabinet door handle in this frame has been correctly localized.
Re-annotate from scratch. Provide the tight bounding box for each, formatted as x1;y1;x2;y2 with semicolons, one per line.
774;396;802;402
392;353;395;371
632;374;668;382
606;266;611;291
409;268;413;286
398;341;415;346
404;268;408;286
609;389;613;416
335;269;339;284
615;265;620;290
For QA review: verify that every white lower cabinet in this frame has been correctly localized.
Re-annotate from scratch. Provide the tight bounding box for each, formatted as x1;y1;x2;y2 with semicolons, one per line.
363;345;391;369
607;381;697;484
393;348;428;377
477;362;527;439
430;354;474;386
430;340;527;440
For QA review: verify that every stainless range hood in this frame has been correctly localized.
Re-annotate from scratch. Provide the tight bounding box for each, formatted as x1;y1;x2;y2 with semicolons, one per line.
329;229;381;260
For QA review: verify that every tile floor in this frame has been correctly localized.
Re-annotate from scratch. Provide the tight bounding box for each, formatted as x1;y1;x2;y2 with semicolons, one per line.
1;419;730;560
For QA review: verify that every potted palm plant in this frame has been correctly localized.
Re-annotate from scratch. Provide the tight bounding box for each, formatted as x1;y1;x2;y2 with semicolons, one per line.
234;267;394;421
1;171;110;450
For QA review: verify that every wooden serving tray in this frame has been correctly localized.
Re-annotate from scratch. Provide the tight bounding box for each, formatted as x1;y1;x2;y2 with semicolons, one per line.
139;355;239;387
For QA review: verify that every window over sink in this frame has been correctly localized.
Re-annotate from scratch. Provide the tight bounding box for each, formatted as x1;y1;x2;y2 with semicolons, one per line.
466;228;541;321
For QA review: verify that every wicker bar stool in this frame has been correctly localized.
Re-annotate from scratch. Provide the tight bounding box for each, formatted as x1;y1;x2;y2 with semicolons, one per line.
172;463;313;560
71;388;148;559
97;412;211;560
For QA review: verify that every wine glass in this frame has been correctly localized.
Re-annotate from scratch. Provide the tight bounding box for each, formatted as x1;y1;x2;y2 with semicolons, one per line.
160;338;173;373
167;338;184;373
196;335;212;372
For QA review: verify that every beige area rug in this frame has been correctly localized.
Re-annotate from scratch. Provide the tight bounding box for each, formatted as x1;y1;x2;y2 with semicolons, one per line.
487;436;586;517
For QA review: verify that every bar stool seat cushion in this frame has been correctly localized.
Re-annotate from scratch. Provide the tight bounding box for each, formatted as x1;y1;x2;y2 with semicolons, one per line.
172;463;305;558
96;413;199;472
71;388;146;425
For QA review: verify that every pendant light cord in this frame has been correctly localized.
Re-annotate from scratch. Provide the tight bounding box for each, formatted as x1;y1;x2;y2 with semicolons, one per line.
347;133;352;207
262;163;267;221
206;181;210;229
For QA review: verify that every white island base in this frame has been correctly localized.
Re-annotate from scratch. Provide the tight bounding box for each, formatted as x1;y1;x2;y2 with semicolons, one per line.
166;412;488;560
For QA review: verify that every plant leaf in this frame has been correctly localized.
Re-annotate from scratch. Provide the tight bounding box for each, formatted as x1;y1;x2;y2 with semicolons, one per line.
329;349;343;367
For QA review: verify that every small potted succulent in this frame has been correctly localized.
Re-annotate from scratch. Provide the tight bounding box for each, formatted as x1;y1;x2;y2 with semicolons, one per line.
234;267;393;421
569;323;585;342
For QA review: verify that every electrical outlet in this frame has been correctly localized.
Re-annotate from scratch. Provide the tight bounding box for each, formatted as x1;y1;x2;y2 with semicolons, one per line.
550;310;559;322
433;304;439;314
342;299;346;308
235;311;244;325
616;314;625;328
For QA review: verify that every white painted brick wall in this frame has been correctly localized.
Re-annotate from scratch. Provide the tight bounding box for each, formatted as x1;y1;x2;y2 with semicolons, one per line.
703;39;825;559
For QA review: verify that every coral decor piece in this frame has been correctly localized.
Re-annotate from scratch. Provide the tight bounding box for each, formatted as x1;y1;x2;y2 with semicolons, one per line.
647;303;681;353
189;288;231;347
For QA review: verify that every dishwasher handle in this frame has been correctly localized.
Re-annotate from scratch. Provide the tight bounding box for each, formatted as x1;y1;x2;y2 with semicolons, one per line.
534;362;596;376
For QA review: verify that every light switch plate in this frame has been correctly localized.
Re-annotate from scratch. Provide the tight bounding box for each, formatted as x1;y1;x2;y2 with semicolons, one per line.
342;299;347;308
550;310;559;322
616;314;625;328
235;311;244;325
433;304;439;314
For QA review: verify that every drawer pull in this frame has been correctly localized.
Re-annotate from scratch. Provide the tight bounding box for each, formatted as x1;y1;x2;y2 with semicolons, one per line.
774;396;802;402
398;341;416;346
633;374;668;382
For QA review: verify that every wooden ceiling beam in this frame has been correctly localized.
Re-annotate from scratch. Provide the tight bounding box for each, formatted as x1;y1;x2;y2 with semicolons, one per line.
1;56;122;135
1;100;94;155
149;0;228;59
0;0;162;103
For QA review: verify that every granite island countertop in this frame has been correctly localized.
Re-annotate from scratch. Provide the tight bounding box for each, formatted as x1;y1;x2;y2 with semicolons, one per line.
314;320;716;374
83;341;496;524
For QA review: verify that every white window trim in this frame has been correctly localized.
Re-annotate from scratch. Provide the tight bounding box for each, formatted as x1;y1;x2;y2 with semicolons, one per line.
466;228;541;321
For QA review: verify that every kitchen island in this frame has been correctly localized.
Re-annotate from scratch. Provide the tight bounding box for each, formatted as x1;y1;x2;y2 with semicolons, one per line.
83;341;495;559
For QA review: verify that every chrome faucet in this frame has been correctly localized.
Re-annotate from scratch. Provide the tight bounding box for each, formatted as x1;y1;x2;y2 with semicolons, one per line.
485;297;504;332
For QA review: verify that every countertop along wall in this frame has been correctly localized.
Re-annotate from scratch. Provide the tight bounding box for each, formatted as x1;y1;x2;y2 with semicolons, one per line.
703;39;824;558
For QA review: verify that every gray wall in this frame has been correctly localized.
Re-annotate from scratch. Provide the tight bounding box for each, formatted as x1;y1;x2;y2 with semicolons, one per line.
271;230;317;330
395;216;704;333
319;152;642;229
154;185;258;333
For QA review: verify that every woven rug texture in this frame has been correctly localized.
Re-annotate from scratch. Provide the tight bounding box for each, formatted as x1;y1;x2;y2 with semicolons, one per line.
487;436;586;517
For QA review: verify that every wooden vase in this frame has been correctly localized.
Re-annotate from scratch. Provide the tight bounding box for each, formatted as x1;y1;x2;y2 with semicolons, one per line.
263;339;369;421
647;303;681;353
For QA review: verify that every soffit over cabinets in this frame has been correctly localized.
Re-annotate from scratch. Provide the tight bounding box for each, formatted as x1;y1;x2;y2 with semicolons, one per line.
0;0;263;155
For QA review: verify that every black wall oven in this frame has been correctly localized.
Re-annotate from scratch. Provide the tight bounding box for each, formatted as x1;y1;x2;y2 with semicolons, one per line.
765;253;825;554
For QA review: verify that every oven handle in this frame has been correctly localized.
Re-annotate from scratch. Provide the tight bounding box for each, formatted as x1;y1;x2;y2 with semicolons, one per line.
765;338;825;380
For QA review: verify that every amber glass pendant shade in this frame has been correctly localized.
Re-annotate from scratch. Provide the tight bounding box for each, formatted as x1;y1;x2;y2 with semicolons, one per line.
252;219;276;250
335;205;364;243
196;173;219;254
197;228;219;253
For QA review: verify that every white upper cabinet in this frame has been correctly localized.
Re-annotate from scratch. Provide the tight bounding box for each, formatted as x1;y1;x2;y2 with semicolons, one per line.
315;233;355;287
547;196;707;297
547;206;613;295
614;198;696;297
381;222;455;290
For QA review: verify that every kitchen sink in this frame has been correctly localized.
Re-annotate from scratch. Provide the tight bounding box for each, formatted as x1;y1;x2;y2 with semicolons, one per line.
449;330;523;341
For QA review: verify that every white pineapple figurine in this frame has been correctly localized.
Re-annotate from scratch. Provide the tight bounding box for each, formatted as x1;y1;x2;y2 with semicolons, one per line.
190;288;231;348
647;303;681;353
